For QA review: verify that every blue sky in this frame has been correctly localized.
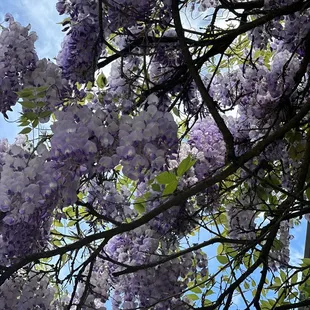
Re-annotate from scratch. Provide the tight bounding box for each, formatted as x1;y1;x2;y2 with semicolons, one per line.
0;1;308;308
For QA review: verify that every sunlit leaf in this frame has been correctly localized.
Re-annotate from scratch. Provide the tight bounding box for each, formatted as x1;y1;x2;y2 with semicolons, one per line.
156;171;177;184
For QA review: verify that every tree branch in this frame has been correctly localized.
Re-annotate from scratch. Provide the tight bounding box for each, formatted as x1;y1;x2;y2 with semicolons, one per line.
172;0;236;161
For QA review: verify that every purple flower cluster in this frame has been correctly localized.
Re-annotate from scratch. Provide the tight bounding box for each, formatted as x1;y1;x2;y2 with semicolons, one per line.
226;201;257;241
0;271;55;309
56;0;104;84
150;29;184;85
22;58;71;122
118;104;178;180
105;0;172;33
188;117;226;179
269;221;292;269
105;0;155;33
87;181;134;223
0;140;60;263
251;1;310;54
0;14;38;116
100;226;207;309
210;53;302;142
49;96;177;183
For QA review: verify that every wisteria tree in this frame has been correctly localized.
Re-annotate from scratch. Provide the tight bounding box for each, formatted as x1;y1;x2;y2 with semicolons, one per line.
0;0;310;309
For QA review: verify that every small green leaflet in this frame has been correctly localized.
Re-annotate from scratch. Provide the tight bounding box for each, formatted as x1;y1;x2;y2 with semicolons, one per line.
22;111;37;121
306;187;310;200
217;255;229;264
302;257;310;266
156;171;177;184
151;183;161;192
20;101;37;109
172;107;180;117
133;193;150;214
191;287;202;294
134;203;145;214
163;181;178;196
177;155;196;177
19;127;32;134
156;171;178;196
53;220;64;228
186;294;199;301
96;73;107;89
16;88;34;98
244;281;250;290
56;17;71;25
272;239;284;250
39;110;52;118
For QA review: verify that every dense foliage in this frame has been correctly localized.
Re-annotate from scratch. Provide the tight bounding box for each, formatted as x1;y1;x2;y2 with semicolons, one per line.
0;0;310;309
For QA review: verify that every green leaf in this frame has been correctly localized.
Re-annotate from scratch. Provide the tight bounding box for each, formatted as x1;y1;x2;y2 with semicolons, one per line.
20;101;37;109
115;164;122;171
203;299;212;306
278;288;285;303
96;73;107;89
156;171;177;184
17;88;33;98
172;107;180;117
86;81;93;90
257;186;268;201
53;240;63;247
77;192;84;200
53;220;64;227
39;110;52;118
134;203;145;214
32;118;39;128
18;121;30;127
57;17;71;25
35;86;49;92
288;146;297;159
204;289;214;296
163;181;178;196
272;239;284;250
151;183;161;192
301;258;310;268
19;127;32;134
191;287;202;294
306;187;310;200
218;213;228;226
61;253;68;265
36;91;47;98
67;221;76;227
186;294;199;301
217;255;228;265
217;244;224;255
260;300;272;309
177;155;196;177
86;93;94;100
244;281;250;290
23;112;38;121
280;270;287;282
63;206;75;218
291;272;298;284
